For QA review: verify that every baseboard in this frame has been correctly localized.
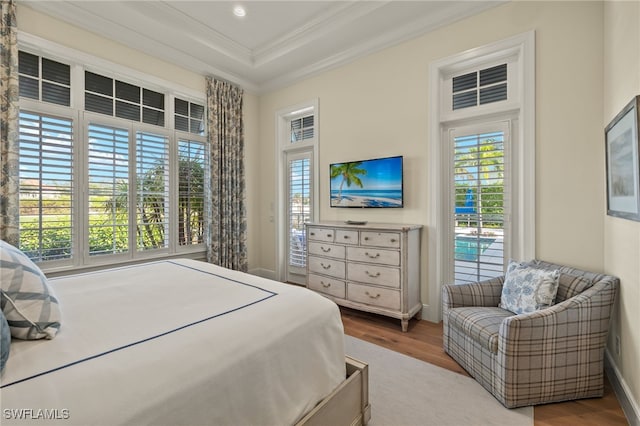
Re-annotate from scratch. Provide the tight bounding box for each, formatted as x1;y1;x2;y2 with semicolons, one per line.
419;303;440;323
248;268;276;280
605;348;639;426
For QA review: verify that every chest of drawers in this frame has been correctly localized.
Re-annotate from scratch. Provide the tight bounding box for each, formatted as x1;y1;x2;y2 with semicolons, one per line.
305;221;422;332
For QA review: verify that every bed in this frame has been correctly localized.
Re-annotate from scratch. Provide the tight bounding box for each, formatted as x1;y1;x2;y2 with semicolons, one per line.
0;258;370;425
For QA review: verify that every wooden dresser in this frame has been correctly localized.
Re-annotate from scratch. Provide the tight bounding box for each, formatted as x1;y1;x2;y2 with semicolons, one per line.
305;221;422;331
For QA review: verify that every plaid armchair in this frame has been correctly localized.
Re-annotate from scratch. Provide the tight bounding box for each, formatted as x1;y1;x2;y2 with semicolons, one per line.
442;260;619;408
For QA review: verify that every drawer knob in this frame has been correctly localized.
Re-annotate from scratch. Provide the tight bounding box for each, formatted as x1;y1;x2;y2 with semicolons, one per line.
364;237;369;241
390;238;397;243
321;246;331;253
365;291;381;299
321;281;331;288
310;232;315;236
343;235;350;239
321;263;332;270
327;234;332;238
365;252;379;259
366;271;381;278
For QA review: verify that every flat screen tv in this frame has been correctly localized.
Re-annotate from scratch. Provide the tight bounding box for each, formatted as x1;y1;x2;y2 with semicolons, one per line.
330;155;403;208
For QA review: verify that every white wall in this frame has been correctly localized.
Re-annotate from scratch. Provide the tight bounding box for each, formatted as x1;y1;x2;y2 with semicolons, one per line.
604;0;640;417
258;1;605;307
243;92;260;271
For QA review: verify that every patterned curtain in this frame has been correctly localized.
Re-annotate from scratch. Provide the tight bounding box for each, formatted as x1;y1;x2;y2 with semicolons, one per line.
206;77;247;271
0;0;19;245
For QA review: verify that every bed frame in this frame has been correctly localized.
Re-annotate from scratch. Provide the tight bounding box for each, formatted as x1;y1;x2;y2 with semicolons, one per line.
296;356;371;426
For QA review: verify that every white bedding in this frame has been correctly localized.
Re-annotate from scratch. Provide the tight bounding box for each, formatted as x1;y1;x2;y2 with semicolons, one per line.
0;259;346;425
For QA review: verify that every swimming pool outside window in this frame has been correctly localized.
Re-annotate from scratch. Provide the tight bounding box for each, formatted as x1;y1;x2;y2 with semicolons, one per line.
453;129;506;284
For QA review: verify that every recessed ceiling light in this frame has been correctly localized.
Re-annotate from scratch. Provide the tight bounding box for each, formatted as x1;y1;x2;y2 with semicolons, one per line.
233;6;246;18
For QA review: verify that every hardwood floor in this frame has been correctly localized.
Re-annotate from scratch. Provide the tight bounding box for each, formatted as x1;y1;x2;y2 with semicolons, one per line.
340;307;629;426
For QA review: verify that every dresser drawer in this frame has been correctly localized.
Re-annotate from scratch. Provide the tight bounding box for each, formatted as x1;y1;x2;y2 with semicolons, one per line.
347;246;399;266
347;263;400;288
308;242;345;259
361;231;401;248
335;229;359;245
307;227;335;243
348;283;400;311
308;274;346;299
308;256;346;279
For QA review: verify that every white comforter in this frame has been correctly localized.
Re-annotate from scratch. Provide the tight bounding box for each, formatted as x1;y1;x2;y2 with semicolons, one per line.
0;259;346;425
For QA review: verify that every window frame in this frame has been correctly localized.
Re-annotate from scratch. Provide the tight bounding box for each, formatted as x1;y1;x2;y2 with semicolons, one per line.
284;149;314;284
446;120;512;286
441;55;520;123
427;31;535;322
17;34;208;275
275;99;319;282
17;101;80;270
175;135;208;248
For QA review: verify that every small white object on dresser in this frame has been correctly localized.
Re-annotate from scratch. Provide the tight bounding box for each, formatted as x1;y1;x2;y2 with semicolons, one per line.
305;221;422;332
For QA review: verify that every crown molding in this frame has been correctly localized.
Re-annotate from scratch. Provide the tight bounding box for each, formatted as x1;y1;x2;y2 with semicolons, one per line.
259;1;504;93
19;0;505;94
127;1;253;66
253;1;388;67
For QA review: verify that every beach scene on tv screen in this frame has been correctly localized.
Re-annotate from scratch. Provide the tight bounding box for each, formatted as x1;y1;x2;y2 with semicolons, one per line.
330;156;403;208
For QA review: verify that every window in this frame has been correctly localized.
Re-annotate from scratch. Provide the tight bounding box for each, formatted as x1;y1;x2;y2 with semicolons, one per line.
135;132;170;251
85;71;165;126
427;32;535;322
287;154;311;270
452;64;507;110
17;48;208;271
452;128;507;283
178;139;207;246
19;51;71;107
175;98;205;135
290;113;314;143
276;100;319;284
18;111;74;262
87;123;129;256
86;123;195;258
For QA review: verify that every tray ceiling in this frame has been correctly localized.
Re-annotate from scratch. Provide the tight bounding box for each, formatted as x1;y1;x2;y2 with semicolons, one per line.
20;1;503;93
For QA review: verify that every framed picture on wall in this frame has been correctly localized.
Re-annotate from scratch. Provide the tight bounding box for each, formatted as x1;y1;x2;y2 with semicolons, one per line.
605;95;640;221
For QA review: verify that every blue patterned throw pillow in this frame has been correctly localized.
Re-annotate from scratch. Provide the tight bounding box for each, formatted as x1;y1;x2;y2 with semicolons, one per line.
499;261;560;315
0;309;9;371
0;240;61;340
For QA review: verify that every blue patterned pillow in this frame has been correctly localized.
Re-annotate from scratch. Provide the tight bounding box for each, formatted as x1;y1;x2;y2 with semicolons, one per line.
499;261;560;315
0;309;9;371
0;240;61;339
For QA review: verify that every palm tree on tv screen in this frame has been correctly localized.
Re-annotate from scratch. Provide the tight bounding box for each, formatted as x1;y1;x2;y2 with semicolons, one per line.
331;162;367;201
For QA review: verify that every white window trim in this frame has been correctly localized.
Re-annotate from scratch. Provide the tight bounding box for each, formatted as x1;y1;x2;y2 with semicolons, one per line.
274;99;319;282
426;31;535;322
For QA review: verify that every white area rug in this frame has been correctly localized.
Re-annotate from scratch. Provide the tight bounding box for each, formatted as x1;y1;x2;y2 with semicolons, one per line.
344;335;534;426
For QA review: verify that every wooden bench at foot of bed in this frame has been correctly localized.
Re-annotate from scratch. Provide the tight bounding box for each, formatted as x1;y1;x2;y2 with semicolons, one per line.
296;356;371;426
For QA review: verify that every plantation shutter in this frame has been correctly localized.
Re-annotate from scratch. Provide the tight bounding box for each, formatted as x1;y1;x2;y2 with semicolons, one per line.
18;111;73;262
452;64;507;111
18;51;71;107
178;139;206;246
85;71;165;127
175;99;205;135
136;132;170;250
87;123;130;256
453;130;506;283
290;114;314;143
288;155;311;272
